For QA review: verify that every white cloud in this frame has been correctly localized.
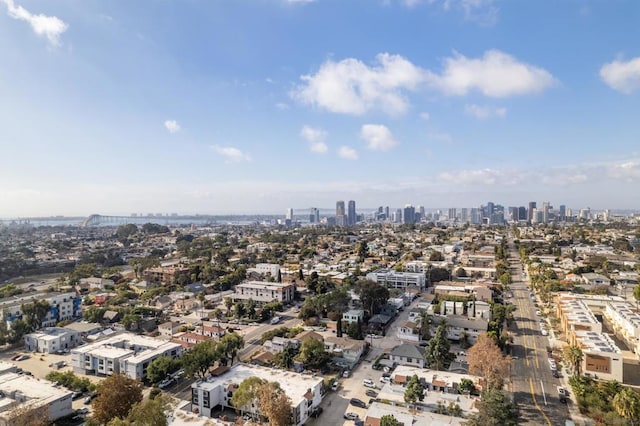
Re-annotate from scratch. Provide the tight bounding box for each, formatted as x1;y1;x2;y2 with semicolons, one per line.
164;120;181;133
300;125;328;154
2;0;68;46
427;50;556;97
211;145;251;163
292;53;425;115
600;57;640;94
360;124;399;151
337;146;358;160
606;160;640;181
464;104;507;119
293;50;554;116
419;112;431;121
275;102;290;110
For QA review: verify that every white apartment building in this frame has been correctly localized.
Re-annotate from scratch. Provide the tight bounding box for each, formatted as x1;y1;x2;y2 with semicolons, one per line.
365;269;426;290
432;315;489;345
0;371;73;425
603;302;640;355
191;364;323;425
71;332;182;380
232;281;295;304
403;261;429;273
24;327;81;353
572;330;623;382
247;263;281;278
0;292;81;329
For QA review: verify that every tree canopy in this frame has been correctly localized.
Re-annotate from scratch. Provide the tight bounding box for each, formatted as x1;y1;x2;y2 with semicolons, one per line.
404;374;425;406
424;321;453;371
463;388;518;426
91;374;143;424
356;279;389;315
295;338;331;370
467;333;510;390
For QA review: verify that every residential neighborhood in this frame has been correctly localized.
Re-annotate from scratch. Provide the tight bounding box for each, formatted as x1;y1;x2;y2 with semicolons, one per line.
0;206;639;425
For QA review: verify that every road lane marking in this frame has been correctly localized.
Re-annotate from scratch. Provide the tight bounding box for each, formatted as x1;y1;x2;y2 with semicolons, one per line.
529;377;552;425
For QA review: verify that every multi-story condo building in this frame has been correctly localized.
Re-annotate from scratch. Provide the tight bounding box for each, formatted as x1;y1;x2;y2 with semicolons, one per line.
191;364;323;425
0;366;73;425
71;332;183;380
0;292;82;329
366;269;425;290
231;281;295;304
24;327;81;353
246;263;281;279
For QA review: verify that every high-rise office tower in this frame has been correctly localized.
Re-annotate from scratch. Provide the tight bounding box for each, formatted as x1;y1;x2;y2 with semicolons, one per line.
448;208;457;221
403;204;416;224
286;208;294;220
336;200;346;227
347;200;356;226
309;207;320;223
461;208;469;223
528;201;537;222
470;208;480;224
509;207;519;223
385;206;390;220
518;206;527;221
542;201;550;223
418;206;425;218
559;205;566;222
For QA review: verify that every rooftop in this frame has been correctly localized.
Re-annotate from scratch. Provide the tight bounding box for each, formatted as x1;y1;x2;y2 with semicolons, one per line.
192;364;322;408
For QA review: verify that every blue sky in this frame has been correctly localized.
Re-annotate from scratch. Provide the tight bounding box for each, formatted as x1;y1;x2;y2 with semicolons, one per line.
1;0;639;217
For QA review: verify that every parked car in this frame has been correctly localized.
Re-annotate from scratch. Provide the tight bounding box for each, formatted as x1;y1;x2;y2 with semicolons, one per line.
379;376;391;384
331;382;339;391
535;310;541;316
557;386;566;395
311;407;323;418
344;412;359;420
365;389;378;397
349;398;366;408
363;379;376;388
15;355;30;361
552;369;560;378
342;370;351;378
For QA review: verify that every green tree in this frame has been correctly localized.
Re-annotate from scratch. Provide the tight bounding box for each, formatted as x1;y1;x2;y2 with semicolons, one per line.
356;279;390;315
234;301;246;318
380;414;403;426
21;299;51;332
146;356;181;384
463;388;518;426
91;374;143;424
612;388;640;423
347;319;364;340
218;332;244;366
296;338;330;370
429;267;450;283
273;345;297;370
182;340;219;378
424;322;452;371
230;377;266;413
562;345;584;377
115;394;172;426
404;374;425;407
458;378;476;395
247;298;257;320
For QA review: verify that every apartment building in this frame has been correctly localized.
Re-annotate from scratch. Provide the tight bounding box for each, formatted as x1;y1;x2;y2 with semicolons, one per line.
71;332;182;380
232;281;295;304
365;269;426;290
247;263;281;278
0;371;73;425
571;330;623;382
342;309;364;324
191;364;323;425
603;302;640;356
143;266;190;284
24;327;81;353
0;292;82;329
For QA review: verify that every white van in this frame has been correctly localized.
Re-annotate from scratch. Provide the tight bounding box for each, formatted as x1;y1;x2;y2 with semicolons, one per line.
363;379;375;388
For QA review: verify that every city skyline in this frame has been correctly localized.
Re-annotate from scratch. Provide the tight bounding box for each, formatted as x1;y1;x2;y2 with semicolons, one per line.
1;1;640;216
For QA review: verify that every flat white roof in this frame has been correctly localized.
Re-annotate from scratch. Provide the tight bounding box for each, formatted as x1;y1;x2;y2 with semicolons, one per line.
0;372;71;401
192;364;322;408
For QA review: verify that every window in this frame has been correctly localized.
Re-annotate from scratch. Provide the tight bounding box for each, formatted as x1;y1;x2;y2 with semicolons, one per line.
192;389;199;404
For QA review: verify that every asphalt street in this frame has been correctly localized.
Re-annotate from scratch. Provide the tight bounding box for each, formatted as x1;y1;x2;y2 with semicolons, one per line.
507;236;572;426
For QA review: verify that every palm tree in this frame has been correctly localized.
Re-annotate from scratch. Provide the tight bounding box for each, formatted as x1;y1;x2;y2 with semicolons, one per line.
562;345;584;376
613;388;640;423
